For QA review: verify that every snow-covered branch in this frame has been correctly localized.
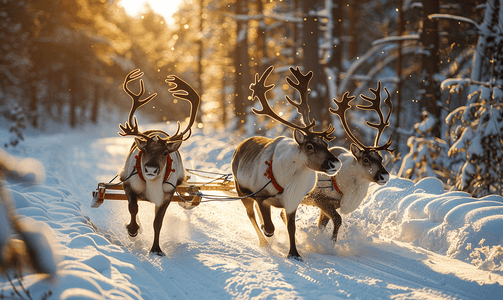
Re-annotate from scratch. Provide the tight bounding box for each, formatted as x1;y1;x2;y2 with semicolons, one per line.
225;12;302;23
428;13;481;31
0;65;20;85
441;78;502;90
371;34;420;47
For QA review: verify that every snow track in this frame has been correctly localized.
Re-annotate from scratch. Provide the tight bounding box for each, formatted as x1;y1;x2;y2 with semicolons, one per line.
41;125;503;299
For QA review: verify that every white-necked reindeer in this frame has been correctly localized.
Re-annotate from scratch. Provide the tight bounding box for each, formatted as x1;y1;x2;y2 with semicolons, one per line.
231;66;341;261
301;81;393;242
118;69;200;256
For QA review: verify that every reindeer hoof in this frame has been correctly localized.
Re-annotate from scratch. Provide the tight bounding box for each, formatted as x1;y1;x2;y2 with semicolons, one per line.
287;253;303;262
261;224;274;237
126;223;139;237
150;246;165;257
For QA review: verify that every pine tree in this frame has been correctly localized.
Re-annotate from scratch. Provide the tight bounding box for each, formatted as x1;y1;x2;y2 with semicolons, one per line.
398;110;450;182
445;86;503;197
4;103;27;148
399;0;503;197
443;0;503;197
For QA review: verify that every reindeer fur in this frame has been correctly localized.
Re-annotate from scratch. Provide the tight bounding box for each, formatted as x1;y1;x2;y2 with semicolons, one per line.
119;136;185;255
233;135;320;213
232;131;340;260
120;144;184;206
302;145;389;241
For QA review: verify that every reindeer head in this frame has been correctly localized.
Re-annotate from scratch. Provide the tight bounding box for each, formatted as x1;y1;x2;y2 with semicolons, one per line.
119;69;200;181
250;66;341;175
133;135;178;180
330;81;393;185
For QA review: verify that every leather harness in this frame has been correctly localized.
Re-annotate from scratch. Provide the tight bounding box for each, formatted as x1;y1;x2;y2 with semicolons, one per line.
264;156;284;193
134;150;175;182
264;154;343;195
331;177;343;194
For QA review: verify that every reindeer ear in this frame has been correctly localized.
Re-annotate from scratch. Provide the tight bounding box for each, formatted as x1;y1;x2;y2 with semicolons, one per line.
135;137;148;150
167;140;182;152
350;143;363;158
293;129;307;145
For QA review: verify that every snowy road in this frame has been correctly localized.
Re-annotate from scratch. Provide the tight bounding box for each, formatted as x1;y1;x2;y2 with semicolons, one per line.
28;124;503;299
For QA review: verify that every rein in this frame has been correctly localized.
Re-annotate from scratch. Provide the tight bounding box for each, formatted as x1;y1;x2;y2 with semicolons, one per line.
184;180;274;203
103;161;283;205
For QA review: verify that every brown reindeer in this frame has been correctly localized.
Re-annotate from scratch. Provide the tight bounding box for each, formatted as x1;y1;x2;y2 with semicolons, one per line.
118;69;200;256
302;81;393;242
231;66;341;261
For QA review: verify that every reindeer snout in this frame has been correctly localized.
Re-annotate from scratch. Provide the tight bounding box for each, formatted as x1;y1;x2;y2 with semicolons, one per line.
324;158;341;176
144;165;160;178
375;171;390;185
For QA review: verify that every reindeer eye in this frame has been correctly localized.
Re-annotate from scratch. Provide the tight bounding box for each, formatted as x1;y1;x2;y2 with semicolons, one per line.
363;157;370;164
306;143;314;150
163;150;169;156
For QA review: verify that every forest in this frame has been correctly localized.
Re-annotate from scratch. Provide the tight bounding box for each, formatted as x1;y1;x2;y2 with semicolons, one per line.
1;0;502;198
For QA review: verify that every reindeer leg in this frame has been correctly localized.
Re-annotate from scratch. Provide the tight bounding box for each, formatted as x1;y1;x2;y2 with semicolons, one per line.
257;200;275;237
317;213;330;229
241;198;269;247
314;200;342;242
331;212;342;242
285;209;302;261
125;188;140;237
280;209;287;224
150;196;172;256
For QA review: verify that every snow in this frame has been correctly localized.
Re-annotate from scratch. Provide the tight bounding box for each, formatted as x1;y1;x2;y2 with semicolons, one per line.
1;121;503;299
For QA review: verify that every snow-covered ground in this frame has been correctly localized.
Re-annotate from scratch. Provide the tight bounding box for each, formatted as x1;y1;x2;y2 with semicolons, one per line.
1;121;503;299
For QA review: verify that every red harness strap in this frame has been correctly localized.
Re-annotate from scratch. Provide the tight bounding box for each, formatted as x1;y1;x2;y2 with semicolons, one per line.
134;150;175;182
331;177;343;194
264;156;284;193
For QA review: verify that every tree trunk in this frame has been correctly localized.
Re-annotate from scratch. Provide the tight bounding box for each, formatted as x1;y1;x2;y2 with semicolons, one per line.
292;0;300;66
255;0;266;73
197;0;204;123
419;0;440;137
29;79;38;128
329;0;343;70
348;0;358;60
91;84;100;124
234;0;251;131
472;0;501;87
69;72;77;128
326;0;343;97
302;0;330;127
394;0;404;150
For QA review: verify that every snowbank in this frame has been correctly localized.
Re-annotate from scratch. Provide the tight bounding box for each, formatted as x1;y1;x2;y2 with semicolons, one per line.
350;176;503;272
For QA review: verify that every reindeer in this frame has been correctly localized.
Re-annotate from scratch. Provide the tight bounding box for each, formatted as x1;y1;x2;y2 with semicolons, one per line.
118;69;200;256
301;81;393;242
231;66;341;261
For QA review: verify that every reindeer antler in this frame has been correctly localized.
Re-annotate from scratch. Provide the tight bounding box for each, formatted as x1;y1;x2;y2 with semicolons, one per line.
165;75;201;142
357;81;393;150
330;92;362;148
330;81;393;152
119;69;157;141
250;66;335;141
285;67;315;127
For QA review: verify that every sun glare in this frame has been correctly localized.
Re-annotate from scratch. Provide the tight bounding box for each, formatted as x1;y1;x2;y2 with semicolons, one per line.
119;0;183;25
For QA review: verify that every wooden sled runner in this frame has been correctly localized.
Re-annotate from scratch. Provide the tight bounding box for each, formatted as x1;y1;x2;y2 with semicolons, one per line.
92;179;235;209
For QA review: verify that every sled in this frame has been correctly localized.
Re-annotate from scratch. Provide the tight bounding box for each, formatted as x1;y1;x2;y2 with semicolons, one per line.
92;179;235;209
